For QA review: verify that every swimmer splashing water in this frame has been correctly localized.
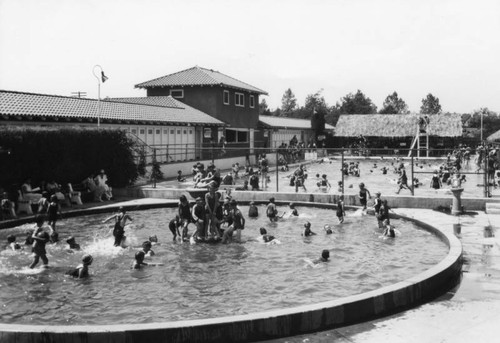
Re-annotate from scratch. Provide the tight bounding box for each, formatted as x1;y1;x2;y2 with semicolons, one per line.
103;207;133;247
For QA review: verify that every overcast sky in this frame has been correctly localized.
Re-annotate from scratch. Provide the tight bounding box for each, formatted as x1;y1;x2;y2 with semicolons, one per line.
1;0;499;114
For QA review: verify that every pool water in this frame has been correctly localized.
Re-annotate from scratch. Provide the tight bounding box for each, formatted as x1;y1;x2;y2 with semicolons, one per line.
0;206;447;325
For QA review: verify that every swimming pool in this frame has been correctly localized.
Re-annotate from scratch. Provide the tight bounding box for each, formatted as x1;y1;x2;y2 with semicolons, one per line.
0;206;447;326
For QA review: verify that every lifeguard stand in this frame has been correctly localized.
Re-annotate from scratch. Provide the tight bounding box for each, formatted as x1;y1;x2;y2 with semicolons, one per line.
408;116;430;158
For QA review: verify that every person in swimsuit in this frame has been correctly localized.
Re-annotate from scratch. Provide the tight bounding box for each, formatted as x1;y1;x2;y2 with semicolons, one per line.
257;227;276;243
358;183;371;210
336;199;345;223
141;241;155;257
205;185;222;237
29;217;50;268
132;251;148;269
248;201;259;217
266;197;278;222
222;199;245;243
313;249;330;264
191;197;206;239
6;234;21;251
46;194;61;233
67;254;93;278
169;214;182;241
66;236;81;250
289;202;299;216
302;222;316;237
103;207;133;247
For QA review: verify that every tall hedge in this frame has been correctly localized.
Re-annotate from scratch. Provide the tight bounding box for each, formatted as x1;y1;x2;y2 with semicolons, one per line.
0;127;138;189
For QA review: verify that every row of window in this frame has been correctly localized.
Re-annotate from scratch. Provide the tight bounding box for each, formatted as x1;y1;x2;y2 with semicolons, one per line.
169;88;256;109
223;90;255;108
131;128;193;136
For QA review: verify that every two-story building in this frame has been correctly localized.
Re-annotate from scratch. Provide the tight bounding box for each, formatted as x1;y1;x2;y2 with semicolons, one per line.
134;66;268;158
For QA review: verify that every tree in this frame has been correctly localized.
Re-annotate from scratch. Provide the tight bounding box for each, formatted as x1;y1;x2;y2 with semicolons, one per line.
281;88;297;116
337;90;377;114
304;89;328;115
420;93;442;114
466;108;500;138
379;91;409;114
259;98;271;116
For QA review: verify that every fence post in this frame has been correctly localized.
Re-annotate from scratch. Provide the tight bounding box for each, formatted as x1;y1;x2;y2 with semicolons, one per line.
411;154;414;196
152;148;157;189
484;147;489;197
341;150;345;199
276;147;279;193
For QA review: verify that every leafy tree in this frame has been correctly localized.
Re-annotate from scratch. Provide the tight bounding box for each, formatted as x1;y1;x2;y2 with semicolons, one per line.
379;91;409;114
337;90;377;114
420;93;442;114
259;98;271;116
466;108;500;138
304;89;328;115
281;88;298;116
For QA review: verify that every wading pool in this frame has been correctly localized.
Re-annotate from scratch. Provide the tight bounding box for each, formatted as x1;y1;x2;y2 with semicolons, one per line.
0;205;448;326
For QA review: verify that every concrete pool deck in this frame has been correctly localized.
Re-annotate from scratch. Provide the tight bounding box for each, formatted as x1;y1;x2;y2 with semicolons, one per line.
0;197;498;342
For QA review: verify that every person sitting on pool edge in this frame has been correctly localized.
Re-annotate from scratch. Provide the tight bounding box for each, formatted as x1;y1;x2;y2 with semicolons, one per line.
66;254;93;278
302;222;316;237
313;249;330;264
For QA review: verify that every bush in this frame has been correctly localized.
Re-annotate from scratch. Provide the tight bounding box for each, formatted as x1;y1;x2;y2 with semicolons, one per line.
0;127;138;189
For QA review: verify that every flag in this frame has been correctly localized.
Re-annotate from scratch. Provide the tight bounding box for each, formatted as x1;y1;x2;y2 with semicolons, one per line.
101;71;108;83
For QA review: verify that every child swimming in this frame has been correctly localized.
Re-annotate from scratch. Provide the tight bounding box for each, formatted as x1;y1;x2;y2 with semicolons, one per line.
66;254;93;278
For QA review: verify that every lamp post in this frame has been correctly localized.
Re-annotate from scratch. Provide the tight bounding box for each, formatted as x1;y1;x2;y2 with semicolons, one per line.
92;65;108;128
480;110;483;142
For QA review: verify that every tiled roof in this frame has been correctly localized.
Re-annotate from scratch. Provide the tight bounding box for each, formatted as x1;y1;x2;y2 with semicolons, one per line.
0;90;224;126
259;116;335;130
108;96;183;108
135;66;268;95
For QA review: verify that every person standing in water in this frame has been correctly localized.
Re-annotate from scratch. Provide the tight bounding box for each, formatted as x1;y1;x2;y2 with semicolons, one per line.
358;183;371;210
103;207;133;247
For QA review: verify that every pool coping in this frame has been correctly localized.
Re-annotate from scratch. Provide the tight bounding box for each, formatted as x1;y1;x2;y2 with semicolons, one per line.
0;201;463;343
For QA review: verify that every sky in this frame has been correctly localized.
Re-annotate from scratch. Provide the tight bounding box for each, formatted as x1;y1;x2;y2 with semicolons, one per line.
1;0;500;114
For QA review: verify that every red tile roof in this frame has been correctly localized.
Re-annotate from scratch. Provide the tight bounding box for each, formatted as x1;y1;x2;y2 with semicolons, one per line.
259;116;335;130
0;90;224;126
135;66;268;95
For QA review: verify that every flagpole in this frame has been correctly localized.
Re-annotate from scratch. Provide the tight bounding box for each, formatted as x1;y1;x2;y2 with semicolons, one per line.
92;65;107;128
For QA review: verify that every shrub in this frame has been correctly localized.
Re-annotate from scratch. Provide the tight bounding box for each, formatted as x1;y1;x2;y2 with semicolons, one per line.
0;127;138;189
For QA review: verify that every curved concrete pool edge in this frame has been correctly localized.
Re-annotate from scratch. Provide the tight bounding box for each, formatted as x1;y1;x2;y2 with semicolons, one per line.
0;202;462;343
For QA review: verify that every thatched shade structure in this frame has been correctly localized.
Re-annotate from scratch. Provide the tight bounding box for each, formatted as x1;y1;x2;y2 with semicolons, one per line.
334;113;463;137
487;129;500;142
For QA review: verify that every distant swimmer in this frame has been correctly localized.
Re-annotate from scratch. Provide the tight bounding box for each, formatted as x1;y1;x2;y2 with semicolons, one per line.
248;201;259;218
382;220;399;239
266;197;278;222
313;250;330;264
141;241;155;257
66;236;81;250
288;202;299;217
103;207;133;247
256;227;276;244
302;222;316;237
66;254;93;279
324;225;333;235
132;251;163;269
6;234;21;251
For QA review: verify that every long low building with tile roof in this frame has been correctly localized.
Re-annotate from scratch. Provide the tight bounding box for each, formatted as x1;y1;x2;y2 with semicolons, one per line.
0;90;225;162
258;115;334;148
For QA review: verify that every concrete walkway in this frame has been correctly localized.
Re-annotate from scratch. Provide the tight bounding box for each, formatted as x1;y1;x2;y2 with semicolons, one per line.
267;208;500;343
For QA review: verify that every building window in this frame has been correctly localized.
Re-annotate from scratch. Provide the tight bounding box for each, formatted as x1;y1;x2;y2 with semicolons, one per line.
164;129;168;134
223;90;230;105
148;129;153;135
249;95;255;108
177;130;181;134
189;130;193;134
170;130;174;134
170;89;184;98
131;129;137;135
140;129;145;135
235;92;244;107
183;130;187;134
156;129;160;135
225;129;248;143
